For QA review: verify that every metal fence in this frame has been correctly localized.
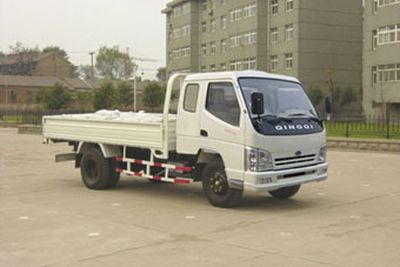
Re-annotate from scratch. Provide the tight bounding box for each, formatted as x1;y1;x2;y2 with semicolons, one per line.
1;108;400;140
0;108;93;125
325;115;400;140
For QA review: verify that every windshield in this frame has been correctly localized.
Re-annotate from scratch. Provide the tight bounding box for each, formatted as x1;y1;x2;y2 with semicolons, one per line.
238;78;317;119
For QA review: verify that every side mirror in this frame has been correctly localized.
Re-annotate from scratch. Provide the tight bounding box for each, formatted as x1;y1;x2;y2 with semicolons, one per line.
251;92;264;115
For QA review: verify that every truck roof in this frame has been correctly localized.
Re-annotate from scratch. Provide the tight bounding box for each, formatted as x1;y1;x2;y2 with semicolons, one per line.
184;70;300;83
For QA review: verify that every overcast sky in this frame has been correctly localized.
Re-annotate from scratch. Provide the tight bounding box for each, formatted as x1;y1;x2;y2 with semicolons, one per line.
0;0;169;79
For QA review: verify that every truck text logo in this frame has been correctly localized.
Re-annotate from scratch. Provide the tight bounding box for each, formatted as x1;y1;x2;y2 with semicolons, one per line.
275;124;315;131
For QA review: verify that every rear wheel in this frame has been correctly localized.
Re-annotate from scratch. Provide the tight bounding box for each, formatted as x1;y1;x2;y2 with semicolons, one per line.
268;185;301;199
80;148;117;190
202;161;243;208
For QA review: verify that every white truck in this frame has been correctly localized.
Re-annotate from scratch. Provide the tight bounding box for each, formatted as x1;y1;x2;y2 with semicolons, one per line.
43;71;328;208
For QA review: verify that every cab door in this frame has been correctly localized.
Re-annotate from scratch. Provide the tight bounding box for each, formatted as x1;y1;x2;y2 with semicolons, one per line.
176;83;201;154
199;81;245;181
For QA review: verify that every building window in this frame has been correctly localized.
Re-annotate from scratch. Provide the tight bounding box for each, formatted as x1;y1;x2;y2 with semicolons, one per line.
10;90;17;104
230;31;257;47
270;27;278;43
243;4;257;18
243;58;257;70
201;44;207;56
371;66;377;85
270;55;278;71
372;30;378;50
230;8;242;22
210;64;216;72
172;25;191;39
271;0;278;14
377;24;400;46
242;31;257;45
285;53;293;69
230;34;241;47
376;0;400;9
206;82;241;126
285;24;293;41
202;0;208;11
173;2;191;18
201;66;207;72
220;39;227;53
171;47;191;59
210;42;217;55
285;0;294;11
183;84;200;113
221;15;227;30
230;3;257;22
375;63;400;82
202;21;207;33
230;60;242;70
220;63;227;71
210;19;216;32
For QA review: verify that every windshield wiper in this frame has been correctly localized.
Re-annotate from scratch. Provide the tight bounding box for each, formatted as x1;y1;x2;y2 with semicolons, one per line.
286;112;321;122
257;114;293;123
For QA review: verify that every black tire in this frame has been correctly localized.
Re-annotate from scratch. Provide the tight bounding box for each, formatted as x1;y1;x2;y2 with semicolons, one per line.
107;158;120;188
202;161;243;208
80;148;112;190
268;185;301;199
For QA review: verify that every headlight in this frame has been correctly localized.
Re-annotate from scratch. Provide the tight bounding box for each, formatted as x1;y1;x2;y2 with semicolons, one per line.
245;147;273;172
318;145;327;163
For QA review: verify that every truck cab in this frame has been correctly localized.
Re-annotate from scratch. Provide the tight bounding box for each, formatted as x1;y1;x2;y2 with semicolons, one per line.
175;71;327;202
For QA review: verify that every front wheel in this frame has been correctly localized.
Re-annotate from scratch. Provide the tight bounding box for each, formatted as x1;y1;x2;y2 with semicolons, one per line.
202;161;243;208
268;185;301;199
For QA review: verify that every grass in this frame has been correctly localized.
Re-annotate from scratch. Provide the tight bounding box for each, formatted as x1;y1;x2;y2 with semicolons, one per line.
2;115;41;125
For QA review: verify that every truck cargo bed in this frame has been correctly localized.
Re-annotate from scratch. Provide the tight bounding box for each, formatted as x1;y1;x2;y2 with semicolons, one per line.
42;110;177;150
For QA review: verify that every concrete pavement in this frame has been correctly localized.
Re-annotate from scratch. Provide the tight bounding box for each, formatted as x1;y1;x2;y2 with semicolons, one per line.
1;128;400;267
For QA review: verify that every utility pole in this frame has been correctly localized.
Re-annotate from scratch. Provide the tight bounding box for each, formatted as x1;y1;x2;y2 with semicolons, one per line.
89;52;95;87
129;53;157;112
4;75;8;117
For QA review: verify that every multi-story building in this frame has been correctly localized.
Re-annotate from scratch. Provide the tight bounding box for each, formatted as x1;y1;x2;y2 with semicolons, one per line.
363;0;400;116
162;0;363;91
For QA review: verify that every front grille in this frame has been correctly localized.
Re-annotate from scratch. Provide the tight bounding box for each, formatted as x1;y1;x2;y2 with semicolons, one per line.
274;154;316;169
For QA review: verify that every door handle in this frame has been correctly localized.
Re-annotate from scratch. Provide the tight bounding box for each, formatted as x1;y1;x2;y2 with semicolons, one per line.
200;129;208;137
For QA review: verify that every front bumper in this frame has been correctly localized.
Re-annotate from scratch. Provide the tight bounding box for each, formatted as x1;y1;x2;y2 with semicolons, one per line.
243;163;328;192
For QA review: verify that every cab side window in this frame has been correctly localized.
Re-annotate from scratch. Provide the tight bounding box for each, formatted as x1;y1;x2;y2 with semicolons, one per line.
206;82;240;126
183;84;199;112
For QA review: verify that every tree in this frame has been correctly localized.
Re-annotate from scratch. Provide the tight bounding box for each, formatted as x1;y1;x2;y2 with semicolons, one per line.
73;91;93;110
93;81;116;110
156;67;167;81
115;81;133;109
340;86;357;106
142;82;165;111
36;82;72;110
332;86;343;108
307;85;324;106
78;65;94;80
42;46;68;59
6;42;40;75
95;46;137;80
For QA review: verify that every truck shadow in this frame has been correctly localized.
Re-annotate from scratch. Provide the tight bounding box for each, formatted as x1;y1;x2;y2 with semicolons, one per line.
107;178;320;211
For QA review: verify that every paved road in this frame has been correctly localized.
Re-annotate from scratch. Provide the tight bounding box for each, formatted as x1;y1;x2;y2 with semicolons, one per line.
1;128;400;267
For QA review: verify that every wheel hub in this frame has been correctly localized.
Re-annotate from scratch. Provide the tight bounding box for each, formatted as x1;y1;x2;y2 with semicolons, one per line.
210;172;227;195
